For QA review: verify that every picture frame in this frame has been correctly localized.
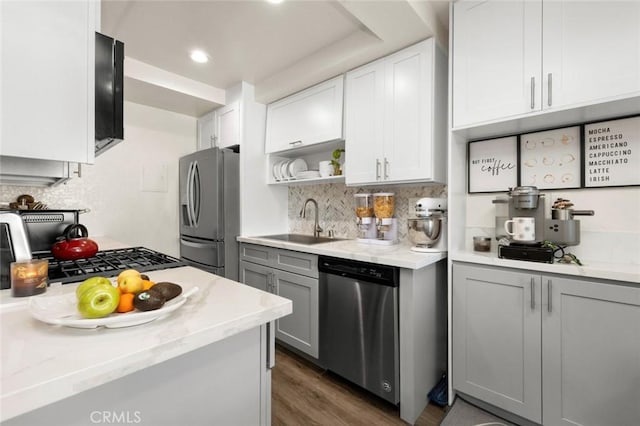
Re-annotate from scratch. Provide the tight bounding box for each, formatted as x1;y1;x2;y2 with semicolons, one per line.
467;136;518;193
583;115;640;188
519;126;581;190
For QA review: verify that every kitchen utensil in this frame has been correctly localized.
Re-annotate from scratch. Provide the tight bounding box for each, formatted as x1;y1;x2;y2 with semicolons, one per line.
288;158;308;178
473;236;491;252
51;224;99;261
551;208;595;220
0;211;33;290
295;170;321;179
29;285;199;328
492;196;509;240
509;186;540;209
408;217;442;248
319;161;333;177
504;217;536;242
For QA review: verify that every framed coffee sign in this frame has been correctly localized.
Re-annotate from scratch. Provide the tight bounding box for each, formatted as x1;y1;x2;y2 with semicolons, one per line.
468;136;518;193
584;115;639;188
520;125;581;190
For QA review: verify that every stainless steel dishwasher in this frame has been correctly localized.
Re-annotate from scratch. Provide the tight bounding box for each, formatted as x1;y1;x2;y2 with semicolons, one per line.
318;256;400;405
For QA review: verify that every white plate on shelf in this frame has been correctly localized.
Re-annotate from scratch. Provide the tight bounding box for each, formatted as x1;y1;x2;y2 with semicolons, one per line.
280;160;292;180
273;160;284;181
288;158;308;178
295;170;321;179
28;286;199;329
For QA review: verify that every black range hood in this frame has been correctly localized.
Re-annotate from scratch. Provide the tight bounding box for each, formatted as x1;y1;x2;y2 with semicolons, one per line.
95;32;124;156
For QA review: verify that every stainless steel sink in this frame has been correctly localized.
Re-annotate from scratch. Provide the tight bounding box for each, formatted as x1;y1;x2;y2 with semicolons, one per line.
257;234;343;245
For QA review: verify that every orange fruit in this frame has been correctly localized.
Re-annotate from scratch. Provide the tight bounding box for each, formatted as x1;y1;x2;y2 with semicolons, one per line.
116;293;135;313
142;280;155;291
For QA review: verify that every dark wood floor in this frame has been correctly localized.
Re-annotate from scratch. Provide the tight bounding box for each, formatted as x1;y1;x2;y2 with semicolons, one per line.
272;345;447;426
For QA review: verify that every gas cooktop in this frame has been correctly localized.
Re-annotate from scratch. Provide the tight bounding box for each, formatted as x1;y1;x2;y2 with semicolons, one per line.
33;247;186;284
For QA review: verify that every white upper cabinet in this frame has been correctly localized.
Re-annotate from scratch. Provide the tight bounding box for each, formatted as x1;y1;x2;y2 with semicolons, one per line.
345;38;447;186
542;1;640;110
452;0;640;128
265;76;344;154
343;60;385;184
197;111;216;151
452;0;542;127
1;0;97;163
197;100;240;151
215;100;240;149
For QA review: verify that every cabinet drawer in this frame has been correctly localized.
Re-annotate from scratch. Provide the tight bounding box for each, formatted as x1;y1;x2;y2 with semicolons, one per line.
239;243;274;267
239;243;318;278
274;250;318;279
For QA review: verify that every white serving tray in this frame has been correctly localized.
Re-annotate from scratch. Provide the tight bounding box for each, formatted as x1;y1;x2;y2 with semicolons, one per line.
28;286;199;329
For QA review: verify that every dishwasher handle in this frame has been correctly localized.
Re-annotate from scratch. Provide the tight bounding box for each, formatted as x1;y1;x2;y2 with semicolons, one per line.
318;256;399;287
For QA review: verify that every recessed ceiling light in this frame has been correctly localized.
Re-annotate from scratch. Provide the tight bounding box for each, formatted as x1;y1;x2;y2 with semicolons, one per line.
190;50;209;64
267;0;284;4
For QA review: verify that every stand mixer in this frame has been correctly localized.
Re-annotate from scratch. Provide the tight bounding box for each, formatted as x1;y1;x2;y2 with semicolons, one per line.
407;198;447;253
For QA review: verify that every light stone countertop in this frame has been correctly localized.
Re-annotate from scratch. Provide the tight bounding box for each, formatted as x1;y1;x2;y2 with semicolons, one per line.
450;250;640;284
0;266;292;422
237;236;447;269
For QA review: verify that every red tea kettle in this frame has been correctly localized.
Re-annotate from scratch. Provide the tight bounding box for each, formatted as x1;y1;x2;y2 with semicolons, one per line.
51;224;99;261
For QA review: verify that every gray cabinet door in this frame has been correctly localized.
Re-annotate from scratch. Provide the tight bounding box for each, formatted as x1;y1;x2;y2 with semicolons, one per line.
274;269;319;359
240;260;272;293
542;277;640;426
452;263;542;423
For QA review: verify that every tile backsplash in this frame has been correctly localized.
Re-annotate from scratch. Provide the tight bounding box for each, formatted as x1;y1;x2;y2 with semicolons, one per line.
289;183;447;241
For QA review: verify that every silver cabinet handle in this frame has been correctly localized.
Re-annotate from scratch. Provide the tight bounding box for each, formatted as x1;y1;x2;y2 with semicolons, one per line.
547;73;553;107
376;159;381;180
531;277;535;310
548;279;552;313
531;76;535;109
288;140;303;146
384;158;389;180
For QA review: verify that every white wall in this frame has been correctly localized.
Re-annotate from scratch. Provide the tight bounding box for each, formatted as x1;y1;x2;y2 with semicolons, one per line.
465;187;640;264
0;102;196;257
236;82;288;237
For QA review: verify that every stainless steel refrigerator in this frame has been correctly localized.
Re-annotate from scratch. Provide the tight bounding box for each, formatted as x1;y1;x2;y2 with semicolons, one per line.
179;147;240;281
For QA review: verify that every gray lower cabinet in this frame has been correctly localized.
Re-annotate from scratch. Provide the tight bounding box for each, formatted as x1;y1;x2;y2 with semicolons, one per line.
453;262;640;426
452;263;542;423
240;244;319;359
542;276;640;426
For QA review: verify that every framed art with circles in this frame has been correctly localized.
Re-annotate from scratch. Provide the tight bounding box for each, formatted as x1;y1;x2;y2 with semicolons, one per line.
519;126;582;190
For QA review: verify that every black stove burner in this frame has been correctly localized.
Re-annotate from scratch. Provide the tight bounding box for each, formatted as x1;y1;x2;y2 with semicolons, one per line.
33;247;186;284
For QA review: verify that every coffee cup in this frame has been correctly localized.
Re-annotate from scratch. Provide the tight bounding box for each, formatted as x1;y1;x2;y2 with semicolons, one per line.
504;217;535;242
319;161;333;178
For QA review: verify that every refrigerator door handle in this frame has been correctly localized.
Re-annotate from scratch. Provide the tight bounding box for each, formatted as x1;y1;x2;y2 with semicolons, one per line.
192;160;201;226
185;161;194;227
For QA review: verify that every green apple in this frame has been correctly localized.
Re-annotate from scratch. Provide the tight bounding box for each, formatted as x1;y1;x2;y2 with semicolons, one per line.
76;276;113;299
77;284;120;319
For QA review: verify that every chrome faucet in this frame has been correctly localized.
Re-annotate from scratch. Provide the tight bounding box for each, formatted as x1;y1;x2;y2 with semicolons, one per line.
299;198;323;238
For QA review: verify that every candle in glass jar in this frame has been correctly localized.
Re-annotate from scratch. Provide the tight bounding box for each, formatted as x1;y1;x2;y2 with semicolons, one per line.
11;259;48;297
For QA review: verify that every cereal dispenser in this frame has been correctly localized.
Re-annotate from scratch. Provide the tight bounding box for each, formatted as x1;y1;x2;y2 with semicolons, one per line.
354;194;377;241
372;193;398;244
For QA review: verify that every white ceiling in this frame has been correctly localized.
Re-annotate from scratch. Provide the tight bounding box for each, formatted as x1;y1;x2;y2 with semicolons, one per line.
101;0;451;116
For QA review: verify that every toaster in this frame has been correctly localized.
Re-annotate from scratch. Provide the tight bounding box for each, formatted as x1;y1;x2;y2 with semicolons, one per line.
0;211;32;289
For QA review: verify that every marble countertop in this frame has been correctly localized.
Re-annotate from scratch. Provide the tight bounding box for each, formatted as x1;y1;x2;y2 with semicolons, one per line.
0;266;292;422
450;250;640;284
237;236;447;269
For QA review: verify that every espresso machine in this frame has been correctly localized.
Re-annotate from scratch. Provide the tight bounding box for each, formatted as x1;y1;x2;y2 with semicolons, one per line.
498;186;594;262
